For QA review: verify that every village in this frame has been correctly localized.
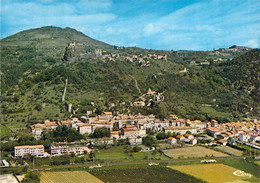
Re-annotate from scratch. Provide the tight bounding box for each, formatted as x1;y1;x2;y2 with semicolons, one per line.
13;109;260;159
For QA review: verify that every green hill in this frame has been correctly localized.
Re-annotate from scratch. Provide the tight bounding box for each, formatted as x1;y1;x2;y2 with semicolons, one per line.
1;26;259;130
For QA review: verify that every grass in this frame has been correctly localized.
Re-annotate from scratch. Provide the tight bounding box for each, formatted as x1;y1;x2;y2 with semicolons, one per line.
0;124;11;137
214;146;243;156
163;146;229;159
169;163;250;183
200;106;233;121
89;167;206;183
220;158;260;178
40;171;103;183
96;145;170;162
254;161;260;166
236;144;260;155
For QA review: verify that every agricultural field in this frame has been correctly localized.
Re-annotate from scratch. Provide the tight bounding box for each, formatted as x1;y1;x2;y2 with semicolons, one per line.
89;167;206;183
214;146;243;156
40;171;103;183
96;145;170;162
163;146;229;159
169;164;251;183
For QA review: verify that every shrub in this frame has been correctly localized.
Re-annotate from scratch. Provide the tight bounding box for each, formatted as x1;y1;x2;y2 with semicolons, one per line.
133;146;142;152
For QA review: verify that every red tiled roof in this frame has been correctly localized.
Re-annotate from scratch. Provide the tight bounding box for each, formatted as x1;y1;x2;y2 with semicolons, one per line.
176;135;183;138
45;122;57;126
103;111;113;115
111;131;119;134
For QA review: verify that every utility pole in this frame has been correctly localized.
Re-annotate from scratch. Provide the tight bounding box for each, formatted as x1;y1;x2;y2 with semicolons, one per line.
148;150;149;163
33;157;35;170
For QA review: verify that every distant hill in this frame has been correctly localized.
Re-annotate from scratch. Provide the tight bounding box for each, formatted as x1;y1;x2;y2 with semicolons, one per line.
3;26;111;48
1;26;259;130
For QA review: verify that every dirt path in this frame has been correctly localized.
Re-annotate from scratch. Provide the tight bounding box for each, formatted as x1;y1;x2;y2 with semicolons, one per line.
128;74;142;94
62;78;68;102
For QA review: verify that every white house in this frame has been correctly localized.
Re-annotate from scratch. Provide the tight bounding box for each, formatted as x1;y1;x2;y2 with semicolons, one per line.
249;135;260;143
111;131;120;139
166;137;177;145
238;133;251;142
78;124;92;134
190;139;197;145
176;135;185;142
217;139;227;146
184;134;194;140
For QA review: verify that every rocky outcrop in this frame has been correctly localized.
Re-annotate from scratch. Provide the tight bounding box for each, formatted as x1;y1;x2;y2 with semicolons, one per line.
63;42;77;61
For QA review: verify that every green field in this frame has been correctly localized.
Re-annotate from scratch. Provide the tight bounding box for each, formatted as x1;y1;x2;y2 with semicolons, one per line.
163;146;229;159
220;158;260;178
169;164;251;183
40;171;103;183
235;144;260;155
89;167;206;183
254;161;260;166
214;146;243;156
96;145;170;162
0;124;11;137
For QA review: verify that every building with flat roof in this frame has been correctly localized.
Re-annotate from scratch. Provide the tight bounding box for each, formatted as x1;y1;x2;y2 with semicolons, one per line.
50;145;92;156
14;145;45;157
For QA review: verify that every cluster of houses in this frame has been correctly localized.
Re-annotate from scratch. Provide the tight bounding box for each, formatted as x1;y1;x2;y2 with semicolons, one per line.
16;113;260;158
82;46;167;66
30;109;260;147
166;134;197;146
206;119;260;145
133;88;164;107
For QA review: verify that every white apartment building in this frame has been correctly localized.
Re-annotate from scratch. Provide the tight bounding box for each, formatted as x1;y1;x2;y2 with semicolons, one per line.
14;145;45;157
50;146;92;156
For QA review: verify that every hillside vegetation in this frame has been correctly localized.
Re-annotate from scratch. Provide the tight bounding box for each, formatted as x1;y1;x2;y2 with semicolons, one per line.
1;26;259;130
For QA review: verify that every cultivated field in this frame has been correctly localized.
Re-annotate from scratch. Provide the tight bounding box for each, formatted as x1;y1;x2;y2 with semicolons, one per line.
163;146;229;159
96;145;170;162
40;171;103;183
215;146;243;156
89;167;206;183
169;164;249;183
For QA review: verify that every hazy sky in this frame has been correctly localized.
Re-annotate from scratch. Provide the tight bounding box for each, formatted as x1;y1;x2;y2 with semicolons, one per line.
1;0;260;50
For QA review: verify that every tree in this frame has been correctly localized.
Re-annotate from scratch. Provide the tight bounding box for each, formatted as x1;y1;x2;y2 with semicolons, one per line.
146;128;155;135
61;155;70;165
35;104;42;111
22;171;40;183
50;125;84;142
142;135;156;147
89;151;96;161
95;106;103;115
92;128;111;138
156;132;168;140
133;146;142;152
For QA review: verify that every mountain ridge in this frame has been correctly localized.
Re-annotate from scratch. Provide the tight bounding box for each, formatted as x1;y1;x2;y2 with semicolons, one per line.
1;26;259;131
